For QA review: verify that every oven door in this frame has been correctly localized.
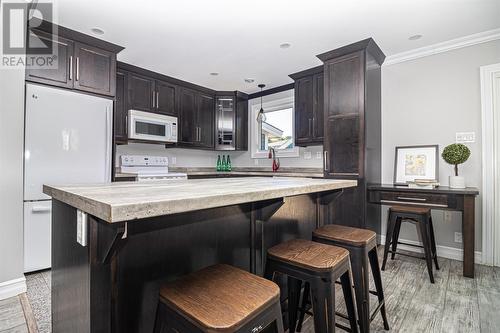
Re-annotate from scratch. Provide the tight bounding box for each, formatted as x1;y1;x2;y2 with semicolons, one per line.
128;110;176;142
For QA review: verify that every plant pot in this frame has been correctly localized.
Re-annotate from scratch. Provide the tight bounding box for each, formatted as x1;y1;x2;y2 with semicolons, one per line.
449;176;465;189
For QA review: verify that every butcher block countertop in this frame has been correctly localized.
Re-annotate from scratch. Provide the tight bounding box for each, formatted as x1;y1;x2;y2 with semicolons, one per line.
43;177;357;223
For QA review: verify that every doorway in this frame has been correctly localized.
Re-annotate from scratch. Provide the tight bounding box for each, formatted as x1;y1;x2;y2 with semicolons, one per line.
481;63;500;266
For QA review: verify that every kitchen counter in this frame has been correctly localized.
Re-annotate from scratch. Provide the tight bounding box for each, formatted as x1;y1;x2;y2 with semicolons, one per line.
43;177;356;223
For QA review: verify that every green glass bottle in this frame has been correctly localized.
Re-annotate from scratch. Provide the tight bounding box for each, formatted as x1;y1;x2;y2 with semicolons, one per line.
221;155;227;171
216;155;222;171
226;155;232;172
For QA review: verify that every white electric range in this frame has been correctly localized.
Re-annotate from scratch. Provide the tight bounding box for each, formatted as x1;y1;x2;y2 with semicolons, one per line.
119;155;187;181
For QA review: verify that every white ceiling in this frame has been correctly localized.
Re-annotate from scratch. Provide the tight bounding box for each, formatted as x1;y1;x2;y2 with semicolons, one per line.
51;0;500;93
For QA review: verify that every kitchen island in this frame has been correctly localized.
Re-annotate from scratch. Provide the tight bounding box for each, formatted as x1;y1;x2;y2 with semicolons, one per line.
43;177;357;333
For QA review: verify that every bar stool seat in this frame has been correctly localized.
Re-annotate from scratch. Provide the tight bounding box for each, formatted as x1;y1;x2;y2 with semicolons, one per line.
155;264;284;333
266;239;359;333
267;238;350;272
389;205;431;214
312;224;377;247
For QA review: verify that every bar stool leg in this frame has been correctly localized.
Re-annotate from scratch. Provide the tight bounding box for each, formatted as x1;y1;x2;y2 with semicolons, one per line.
368;248;390;330
310;280;335;333
382;212;398;271
296;282;310;332
350;249;370;333
340;270;359;333
391;219;402;260
416;218;435;283
428;216;440;270
287;276;302;333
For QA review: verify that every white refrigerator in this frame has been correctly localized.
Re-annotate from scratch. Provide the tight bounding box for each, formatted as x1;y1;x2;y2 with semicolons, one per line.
24;83;112;272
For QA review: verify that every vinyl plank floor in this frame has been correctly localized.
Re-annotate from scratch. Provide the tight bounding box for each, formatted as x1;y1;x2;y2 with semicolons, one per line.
0;297;27;332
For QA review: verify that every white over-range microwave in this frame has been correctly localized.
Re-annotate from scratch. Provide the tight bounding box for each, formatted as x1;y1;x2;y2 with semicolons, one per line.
128;110;178;143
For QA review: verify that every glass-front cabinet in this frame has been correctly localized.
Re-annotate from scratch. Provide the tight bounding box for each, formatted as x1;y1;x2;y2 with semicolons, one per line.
215;95;236;150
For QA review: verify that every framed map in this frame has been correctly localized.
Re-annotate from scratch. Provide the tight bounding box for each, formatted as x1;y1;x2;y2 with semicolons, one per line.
394;145;439;185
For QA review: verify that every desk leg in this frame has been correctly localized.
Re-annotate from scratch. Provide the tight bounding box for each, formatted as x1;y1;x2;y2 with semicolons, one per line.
463;195;475;278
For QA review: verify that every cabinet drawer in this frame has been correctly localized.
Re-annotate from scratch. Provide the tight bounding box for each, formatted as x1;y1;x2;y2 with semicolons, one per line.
378;191;448;208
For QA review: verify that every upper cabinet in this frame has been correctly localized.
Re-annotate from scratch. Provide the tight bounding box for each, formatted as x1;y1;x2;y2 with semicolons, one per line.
127;72;178;116
25;24;123;97
289;66;324;146
178;88;214;149
114;71;128;142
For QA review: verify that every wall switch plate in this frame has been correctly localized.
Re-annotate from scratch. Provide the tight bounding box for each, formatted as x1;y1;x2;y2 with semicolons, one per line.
76;210;88;247
456;132;475;143
171;157;177;165
454;232;463;243
444;211;452;223
304;151;312;160
316;152;323;159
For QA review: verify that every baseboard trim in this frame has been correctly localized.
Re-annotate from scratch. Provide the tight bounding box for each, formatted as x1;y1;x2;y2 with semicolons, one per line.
379;235;482;264
0;276;27;300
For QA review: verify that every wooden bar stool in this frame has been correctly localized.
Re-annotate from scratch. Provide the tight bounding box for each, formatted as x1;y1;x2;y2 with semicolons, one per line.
265;239;359;333
311;224;390;333
154;264;284;333
382;206;439;283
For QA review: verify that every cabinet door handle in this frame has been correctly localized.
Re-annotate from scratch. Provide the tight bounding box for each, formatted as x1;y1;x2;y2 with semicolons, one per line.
324;151;328;171
152;91;155;108
75;57;80;81
309;118;312;137
312;117;316;136
156;91;159;109
396;197;427;202
125;115;128;135
69;56;73;80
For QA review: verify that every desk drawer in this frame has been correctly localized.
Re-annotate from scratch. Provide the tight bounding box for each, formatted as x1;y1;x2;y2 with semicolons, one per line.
378;191;448;208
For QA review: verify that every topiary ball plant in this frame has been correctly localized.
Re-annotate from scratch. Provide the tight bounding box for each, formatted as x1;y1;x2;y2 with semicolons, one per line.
442;143;470;176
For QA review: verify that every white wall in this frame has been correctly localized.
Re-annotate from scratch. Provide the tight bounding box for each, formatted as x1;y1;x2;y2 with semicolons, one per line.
0;65;26;289
381;39;500;251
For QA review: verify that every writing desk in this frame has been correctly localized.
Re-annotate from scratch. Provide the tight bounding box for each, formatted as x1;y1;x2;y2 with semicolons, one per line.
367;184;479;278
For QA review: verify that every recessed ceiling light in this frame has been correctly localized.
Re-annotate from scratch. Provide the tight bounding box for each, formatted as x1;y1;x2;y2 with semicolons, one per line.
209;72;219;76
280;43;291;49
91;27;105;35
244;78;255;83
408;34;423;41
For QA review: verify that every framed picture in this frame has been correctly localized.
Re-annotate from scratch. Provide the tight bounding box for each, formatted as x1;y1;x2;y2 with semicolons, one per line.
394;145;439;185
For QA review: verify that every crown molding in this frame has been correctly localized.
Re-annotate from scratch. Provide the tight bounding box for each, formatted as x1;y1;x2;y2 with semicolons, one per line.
384;28;500;66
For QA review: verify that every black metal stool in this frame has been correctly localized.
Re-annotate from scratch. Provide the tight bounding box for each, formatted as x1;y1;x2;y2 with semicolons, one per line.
382;206;439;283
307;224;390;333
154;264;284;333
265;239;359;333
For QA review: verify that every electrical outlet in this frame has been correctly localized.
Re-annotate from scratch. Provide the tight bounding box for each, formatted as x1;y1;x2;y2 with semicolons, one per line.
454;232;463;243
455;132;475;143
304;151;312;160
171;157;177;165
316;152;322;159
444;211;452;223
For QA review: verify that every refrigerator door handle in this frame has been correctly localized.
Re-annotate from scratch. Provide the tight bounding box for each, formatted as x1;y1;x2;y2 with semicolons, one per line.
105;106;112;181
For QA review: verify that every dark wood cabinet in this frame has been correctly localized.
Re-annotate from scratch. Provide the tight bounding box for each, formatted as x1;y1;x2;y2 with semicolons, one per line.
156;80;178;116
128;73;155;112
318;38;385;234
289;66;324;146
235;92;249;151
114;71;127;142
73;42;116;96
179;88;198;145
25;30;74;89
197;93;215;148
25;26;122;97
179;88;215;149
